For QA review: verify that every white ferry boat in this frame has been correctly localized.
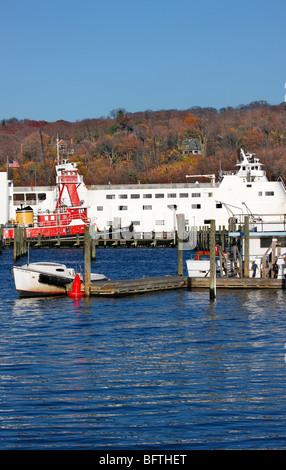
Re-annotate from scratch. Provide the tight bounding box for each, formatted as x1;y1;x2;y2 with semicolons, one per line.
2;149;286;240
86;149;286;235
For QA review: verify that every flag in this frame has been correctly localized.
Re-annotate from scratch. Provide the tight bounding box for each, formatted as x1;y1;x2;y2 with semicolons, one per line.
8;160;20;168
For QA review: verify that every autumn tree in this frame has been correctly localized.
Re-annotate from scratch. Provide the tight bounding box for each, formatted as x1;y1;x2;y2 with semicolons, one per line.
183;111;215;157
242;128;264;151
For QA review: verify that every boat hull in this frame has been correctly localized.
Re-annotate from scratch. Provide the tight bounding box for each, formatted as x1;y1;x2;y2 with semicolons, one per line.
186;259;212;277
4;223;87;240
186;259;221;277
12;263;76;297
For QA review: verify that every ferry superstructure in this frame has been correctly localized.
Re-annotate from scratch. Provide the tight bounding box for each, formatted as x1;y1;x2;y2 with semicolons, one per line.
2;149;286;238
86;149;286;233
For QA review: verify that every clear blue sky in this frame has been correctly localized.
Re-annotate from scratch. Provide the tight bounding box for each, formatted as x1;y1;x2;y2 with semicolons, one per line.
1;0;285;122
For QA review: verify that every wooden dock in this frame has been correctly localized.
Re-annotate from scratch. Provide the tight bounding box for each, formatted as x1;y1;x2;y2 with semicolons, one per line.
80;275;286;297
187;277;286;289
88;275;188;296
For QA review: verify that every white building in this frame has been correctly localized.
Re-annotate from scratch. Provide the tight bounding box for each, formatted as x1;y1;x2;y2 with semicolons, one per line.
0;172;13;225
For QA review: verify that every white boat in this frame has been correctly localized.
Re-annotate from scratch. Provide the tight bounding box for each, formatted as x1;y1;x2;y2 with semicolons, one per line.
12;262;109;297
12;262;77;297
186;259;217;278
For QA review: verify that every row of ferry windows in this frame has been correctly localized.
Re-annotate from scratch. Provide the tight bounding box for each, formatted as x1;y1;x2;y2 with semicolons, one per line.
106;192;208;200
97;204;202;211
106;191;275;200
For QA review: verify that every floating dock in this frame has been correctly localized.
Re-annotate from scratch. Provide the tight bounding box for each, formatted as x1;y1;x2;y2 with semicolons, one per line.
88;275;188;296
73;275;286;297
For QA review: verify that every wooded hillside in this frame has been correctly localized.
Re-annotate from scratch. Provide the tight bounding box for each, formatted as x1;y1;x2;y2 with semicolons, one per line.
1;101;286;186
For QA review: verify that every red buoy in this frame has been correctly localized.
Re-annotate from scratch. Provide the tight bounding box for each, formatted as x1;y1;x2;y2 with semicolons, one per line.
68;274;84;298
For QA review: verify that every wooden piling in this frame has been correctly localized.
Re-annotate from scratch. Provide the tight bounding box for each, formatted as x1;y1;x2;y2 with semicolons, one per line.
0;226;3;254
13;226;18;261
244;216;249;277
84;226;91;297
209;219;216;300
176;214;185;276
91;238;96;260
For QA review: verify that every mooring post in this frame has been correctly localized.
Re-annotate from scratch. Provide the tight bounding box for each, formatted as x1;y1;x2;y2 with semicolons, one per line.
0;226;3;255
13;226;18;262
20;226;24;256
23;227;27;255
84;226;91;297
176;214;185;276
244;216;249;277
209;219;216;300
91;238;96;261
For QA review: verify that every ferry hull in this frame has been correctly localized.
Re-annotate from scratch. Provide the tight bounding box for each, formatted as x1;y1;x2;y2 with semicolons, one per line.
4;223;87;240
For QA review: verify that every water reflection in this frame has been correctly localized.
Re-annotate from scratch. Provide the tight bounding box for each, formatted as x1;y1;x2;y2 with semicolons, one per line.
1;249;286;449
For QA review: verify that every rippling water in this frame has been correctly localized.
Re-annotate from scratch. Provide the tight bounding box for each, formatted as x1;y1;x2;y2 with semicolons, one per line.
1;247;286;449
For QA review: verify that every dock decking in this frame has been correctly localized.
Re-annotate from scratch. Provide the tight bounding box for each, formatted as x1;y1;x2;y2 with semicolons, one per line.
188;277;286;289
88;275;188;296
81;275;286;297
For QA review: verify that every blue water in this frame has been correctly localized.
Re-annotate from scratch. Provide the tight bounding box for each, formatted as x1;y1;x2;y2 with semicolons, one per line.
1;247;286;450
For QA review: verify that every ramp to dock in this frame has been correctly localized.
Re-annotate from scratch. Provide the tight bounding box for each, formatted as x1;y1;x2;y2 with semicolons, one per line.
89;275;188;296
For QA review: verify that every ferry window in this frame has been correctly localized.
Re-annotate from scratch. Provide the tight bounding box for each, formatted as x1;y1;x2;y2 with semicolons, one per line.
216;203;223;208
119;194;128;199
133;221;140;225
13;193;24;204
167;193;176;198
207;192;213;197
258;192;262;196
97;206;103;211
155;194;164;198
119;205;127;210
106;194;115;199
192;204;201;209
265;191;274;196
143;194;152;198
26;194;37;205
246;184;252;187
38;193;46;201
131;194;140;199
143;205;152;210
44;216;49;221
192;193;201;197
179;193;188;198
155;220;165;225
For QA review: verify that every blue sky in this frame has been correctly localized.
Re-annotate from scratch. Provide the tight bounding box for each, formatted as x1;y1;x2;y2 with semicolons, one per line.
1;0;285;121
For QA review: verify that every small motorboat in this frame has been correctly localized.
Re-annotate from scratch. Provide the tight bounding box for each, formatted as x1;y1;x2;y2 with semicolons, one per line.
12;261;108;297
186;247;223;278
90;272;109;282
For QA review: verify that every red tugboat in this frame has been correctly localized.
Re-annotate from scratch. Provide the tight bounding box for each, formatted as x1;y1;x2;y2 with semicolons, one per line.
4;139;91;240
